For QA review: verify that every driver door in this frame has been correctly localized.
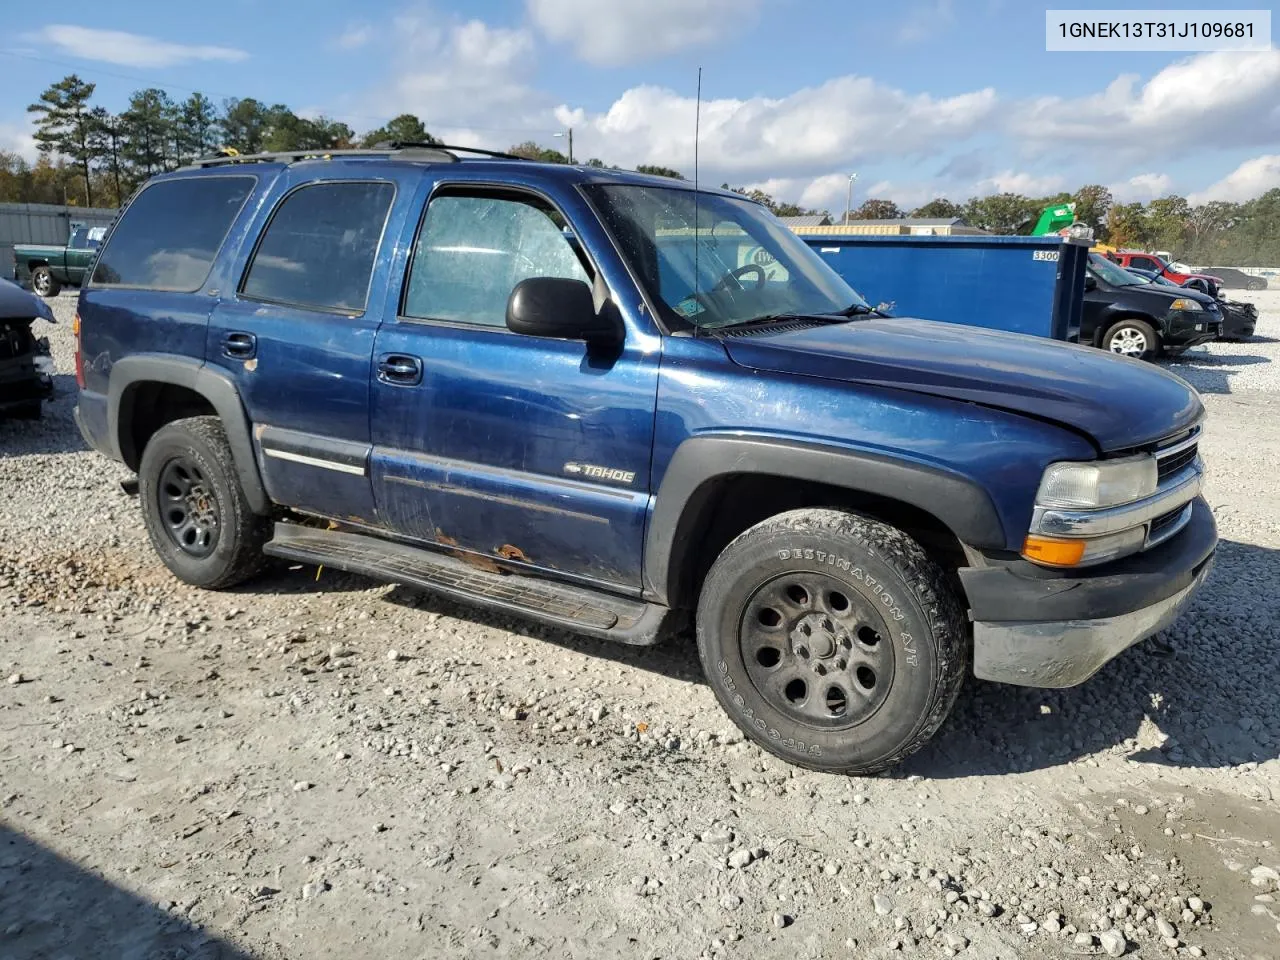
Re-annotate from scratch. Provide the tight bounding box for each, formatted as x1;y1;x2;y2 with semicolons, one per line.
369;183;659;592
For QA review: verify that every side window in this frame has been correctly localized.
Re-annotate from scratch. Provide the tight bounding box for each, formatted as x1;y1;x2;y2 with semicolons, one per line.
241;181;395;314
92;176;254;290
403;193;590;327
1132;256;1157;271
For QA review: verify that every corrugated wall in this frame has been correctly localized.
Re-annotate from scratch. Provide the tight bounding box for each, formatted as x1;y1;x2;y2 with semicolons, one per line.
2;203;118;281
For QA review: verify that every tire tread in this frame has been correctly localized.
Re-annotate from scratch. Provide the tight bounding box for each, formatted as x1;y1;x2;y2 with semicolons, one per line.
138;415;269;589
698;508;967;775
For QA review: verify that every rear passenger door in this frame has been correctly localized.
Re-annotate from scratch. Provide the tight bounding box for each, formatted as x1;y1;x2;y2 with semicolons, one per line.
207;167;416;522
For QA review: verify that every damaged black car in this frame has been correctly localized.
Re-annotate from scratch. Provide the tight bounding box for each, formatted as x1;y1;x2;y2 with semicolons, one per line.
0;278;56;420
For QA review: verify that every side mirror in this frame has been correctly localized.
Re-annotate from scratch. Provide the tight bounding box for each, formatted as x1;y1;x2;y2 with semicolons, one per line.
1083;274;1097;291
506;277;620;346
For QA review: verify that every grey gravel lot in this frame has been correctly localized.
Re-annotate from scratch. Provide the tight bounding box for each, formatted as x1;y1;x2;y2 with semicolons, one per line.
1;293;1278;960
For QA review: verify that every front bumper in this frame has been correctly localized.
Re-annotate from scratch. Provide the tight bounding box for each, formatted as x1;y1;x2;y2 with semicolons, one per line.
1163;309;1219;349
1218;304;1256;340
963;496;1217;687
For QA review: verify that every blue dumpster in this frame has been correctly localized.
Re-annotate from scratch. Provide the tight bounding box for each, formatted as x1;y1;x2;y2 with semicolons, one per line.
800;234;1091;341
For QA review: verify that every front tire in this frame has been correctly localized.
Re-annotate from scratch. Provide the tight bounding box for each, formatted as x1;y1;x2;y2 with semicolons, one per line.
31;266;60;298
1103;318;1159;360
1247;279;1265;291
138;416;269;589
696;509;967;775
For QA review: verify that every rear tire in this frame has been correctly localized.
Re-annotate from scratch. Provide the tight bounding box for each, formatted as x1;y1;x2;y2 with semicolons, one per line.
31;266;60;298
138;416;269;589
695;508;967;775
1103;318;1159;361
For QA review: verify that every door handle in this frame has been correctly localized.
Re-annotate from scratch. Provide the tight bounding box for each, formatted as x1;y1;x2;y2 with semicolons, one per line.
377;353;423;385
222;332;257;359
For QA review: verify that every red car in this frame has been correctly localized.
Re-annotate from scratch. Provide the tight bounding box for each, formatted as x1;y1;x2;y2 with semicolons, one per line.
1106;251;1221;292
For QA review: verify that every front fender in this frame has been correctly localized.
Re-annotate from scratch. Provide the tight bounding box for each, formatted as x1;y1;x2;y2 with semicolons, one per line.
642;434;1005;604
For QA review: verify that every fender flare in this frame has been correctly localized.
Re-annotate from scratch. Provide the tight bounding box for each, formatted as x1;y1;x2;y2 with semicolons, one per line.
642;434;1006;604
107;355;269;514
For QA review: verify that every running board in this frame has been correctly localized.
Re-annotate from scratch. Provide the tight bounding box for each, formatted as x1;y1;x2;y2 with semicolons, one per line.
263;523;671;646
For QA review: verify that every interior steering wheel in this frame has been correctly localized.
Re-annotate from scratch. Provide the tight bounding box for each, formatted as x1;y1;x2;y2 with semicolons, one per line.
714;263;767;292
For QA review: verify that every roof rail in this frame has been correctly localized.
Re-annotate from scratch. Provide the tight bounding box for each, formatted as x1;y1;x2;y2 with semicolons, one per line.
189;146;455;167
189;142;522;168
373;141;522;160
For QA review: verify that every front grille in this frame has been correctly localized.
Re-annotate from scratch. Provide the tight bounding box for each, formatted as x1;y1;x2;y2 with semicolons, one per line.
1155;427;1200;484
1149;505;1188;541
1158;446;1197;482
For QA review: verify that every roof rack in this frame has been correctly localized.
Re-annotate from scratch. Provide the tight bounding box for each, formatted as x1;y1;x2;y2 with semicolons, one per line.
189;142;521;168
373;141;521;160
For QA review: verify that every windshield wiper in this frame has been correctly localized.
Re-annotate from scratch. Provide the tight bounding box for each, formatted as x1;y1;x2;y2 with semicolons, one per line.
700;305;873;333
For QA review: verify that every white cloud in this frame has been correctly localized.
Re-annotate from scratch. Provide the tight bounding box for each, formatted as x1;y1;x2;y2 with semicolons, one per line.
527;0;762;65
452;19;534;71
355;9;1278;210
1189;155;1280;204
1112;172;1174;202
559;78;997;179
973;170;1065;196
898;0;955;43
735;174;854;213
334;24;373;50
0;123;38;163
22;25;247;68
373;15;545;142
1010;50;1280;159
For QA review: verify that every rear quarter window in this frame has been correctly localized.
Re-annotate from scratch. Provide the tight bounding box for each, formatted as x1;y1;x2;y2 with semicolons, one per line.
91;176;256;291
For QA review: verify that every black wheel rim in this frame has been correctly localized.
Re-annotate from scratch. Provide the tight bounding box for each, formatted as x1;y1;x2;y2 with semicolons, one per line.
157;457;220;558
739;573;895;730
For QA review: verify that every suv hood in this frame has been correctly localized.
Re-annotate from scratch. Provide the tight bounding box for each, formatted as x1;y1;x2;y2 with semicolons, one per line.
722;318;1202;451
0;278;55;323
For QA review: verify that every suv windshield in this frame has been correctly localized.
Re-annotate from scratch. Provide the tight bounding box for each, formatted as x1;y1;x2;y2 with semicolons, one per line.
585;184;865;331
1089;252;1144;287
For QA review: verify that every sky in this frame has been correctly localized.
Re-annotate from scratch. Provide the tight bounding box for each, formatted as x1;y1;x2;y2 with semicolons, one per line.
1;0;1278;213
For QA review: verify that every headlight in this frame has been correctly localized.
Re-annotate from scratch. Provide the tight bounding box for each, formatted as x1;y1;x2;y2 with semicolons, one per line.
1169;298;1202;312
1035;456;1158;509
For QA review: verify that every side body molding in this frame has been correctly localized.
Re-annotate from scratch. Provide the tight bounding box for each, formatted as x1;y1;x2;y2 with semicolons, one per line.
642;435;1006;604
106;354;270;514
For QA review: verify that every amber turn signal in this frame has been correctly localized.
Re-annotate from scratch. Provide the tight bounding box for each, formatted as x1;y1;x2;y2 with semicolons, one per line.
1021;535;1086;567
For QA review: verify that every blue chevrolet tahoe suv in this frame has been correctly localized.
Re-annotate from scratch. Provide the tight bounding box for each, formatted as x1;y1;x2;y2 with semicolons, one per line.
73;145;1217;774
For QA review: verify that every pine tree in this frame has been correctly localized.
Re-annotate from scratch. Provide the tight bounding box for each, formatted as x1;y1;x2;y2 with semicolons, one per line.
27;74;98;206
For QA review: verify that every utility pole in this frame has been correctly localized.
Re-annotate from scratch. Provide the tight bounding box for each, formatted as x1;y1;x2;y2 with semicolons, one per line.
555;127;574;163
845;172;858;225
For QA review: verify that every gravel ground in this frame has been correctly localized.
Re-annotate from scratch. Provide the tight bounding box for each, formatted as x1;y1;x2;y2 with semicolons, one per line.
1;293;1278;960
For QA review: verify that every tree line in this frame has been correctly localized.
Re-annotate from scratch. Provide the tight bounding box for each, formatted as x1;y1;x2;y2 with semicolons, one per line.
0;73;694;209
760;183;1280;267
903;186;1280;267
4;74;1278;266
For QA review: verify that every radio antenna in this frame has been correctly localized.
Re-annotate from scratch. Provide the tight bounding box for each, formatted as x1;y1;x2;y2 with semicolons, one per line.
693;66;702;337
